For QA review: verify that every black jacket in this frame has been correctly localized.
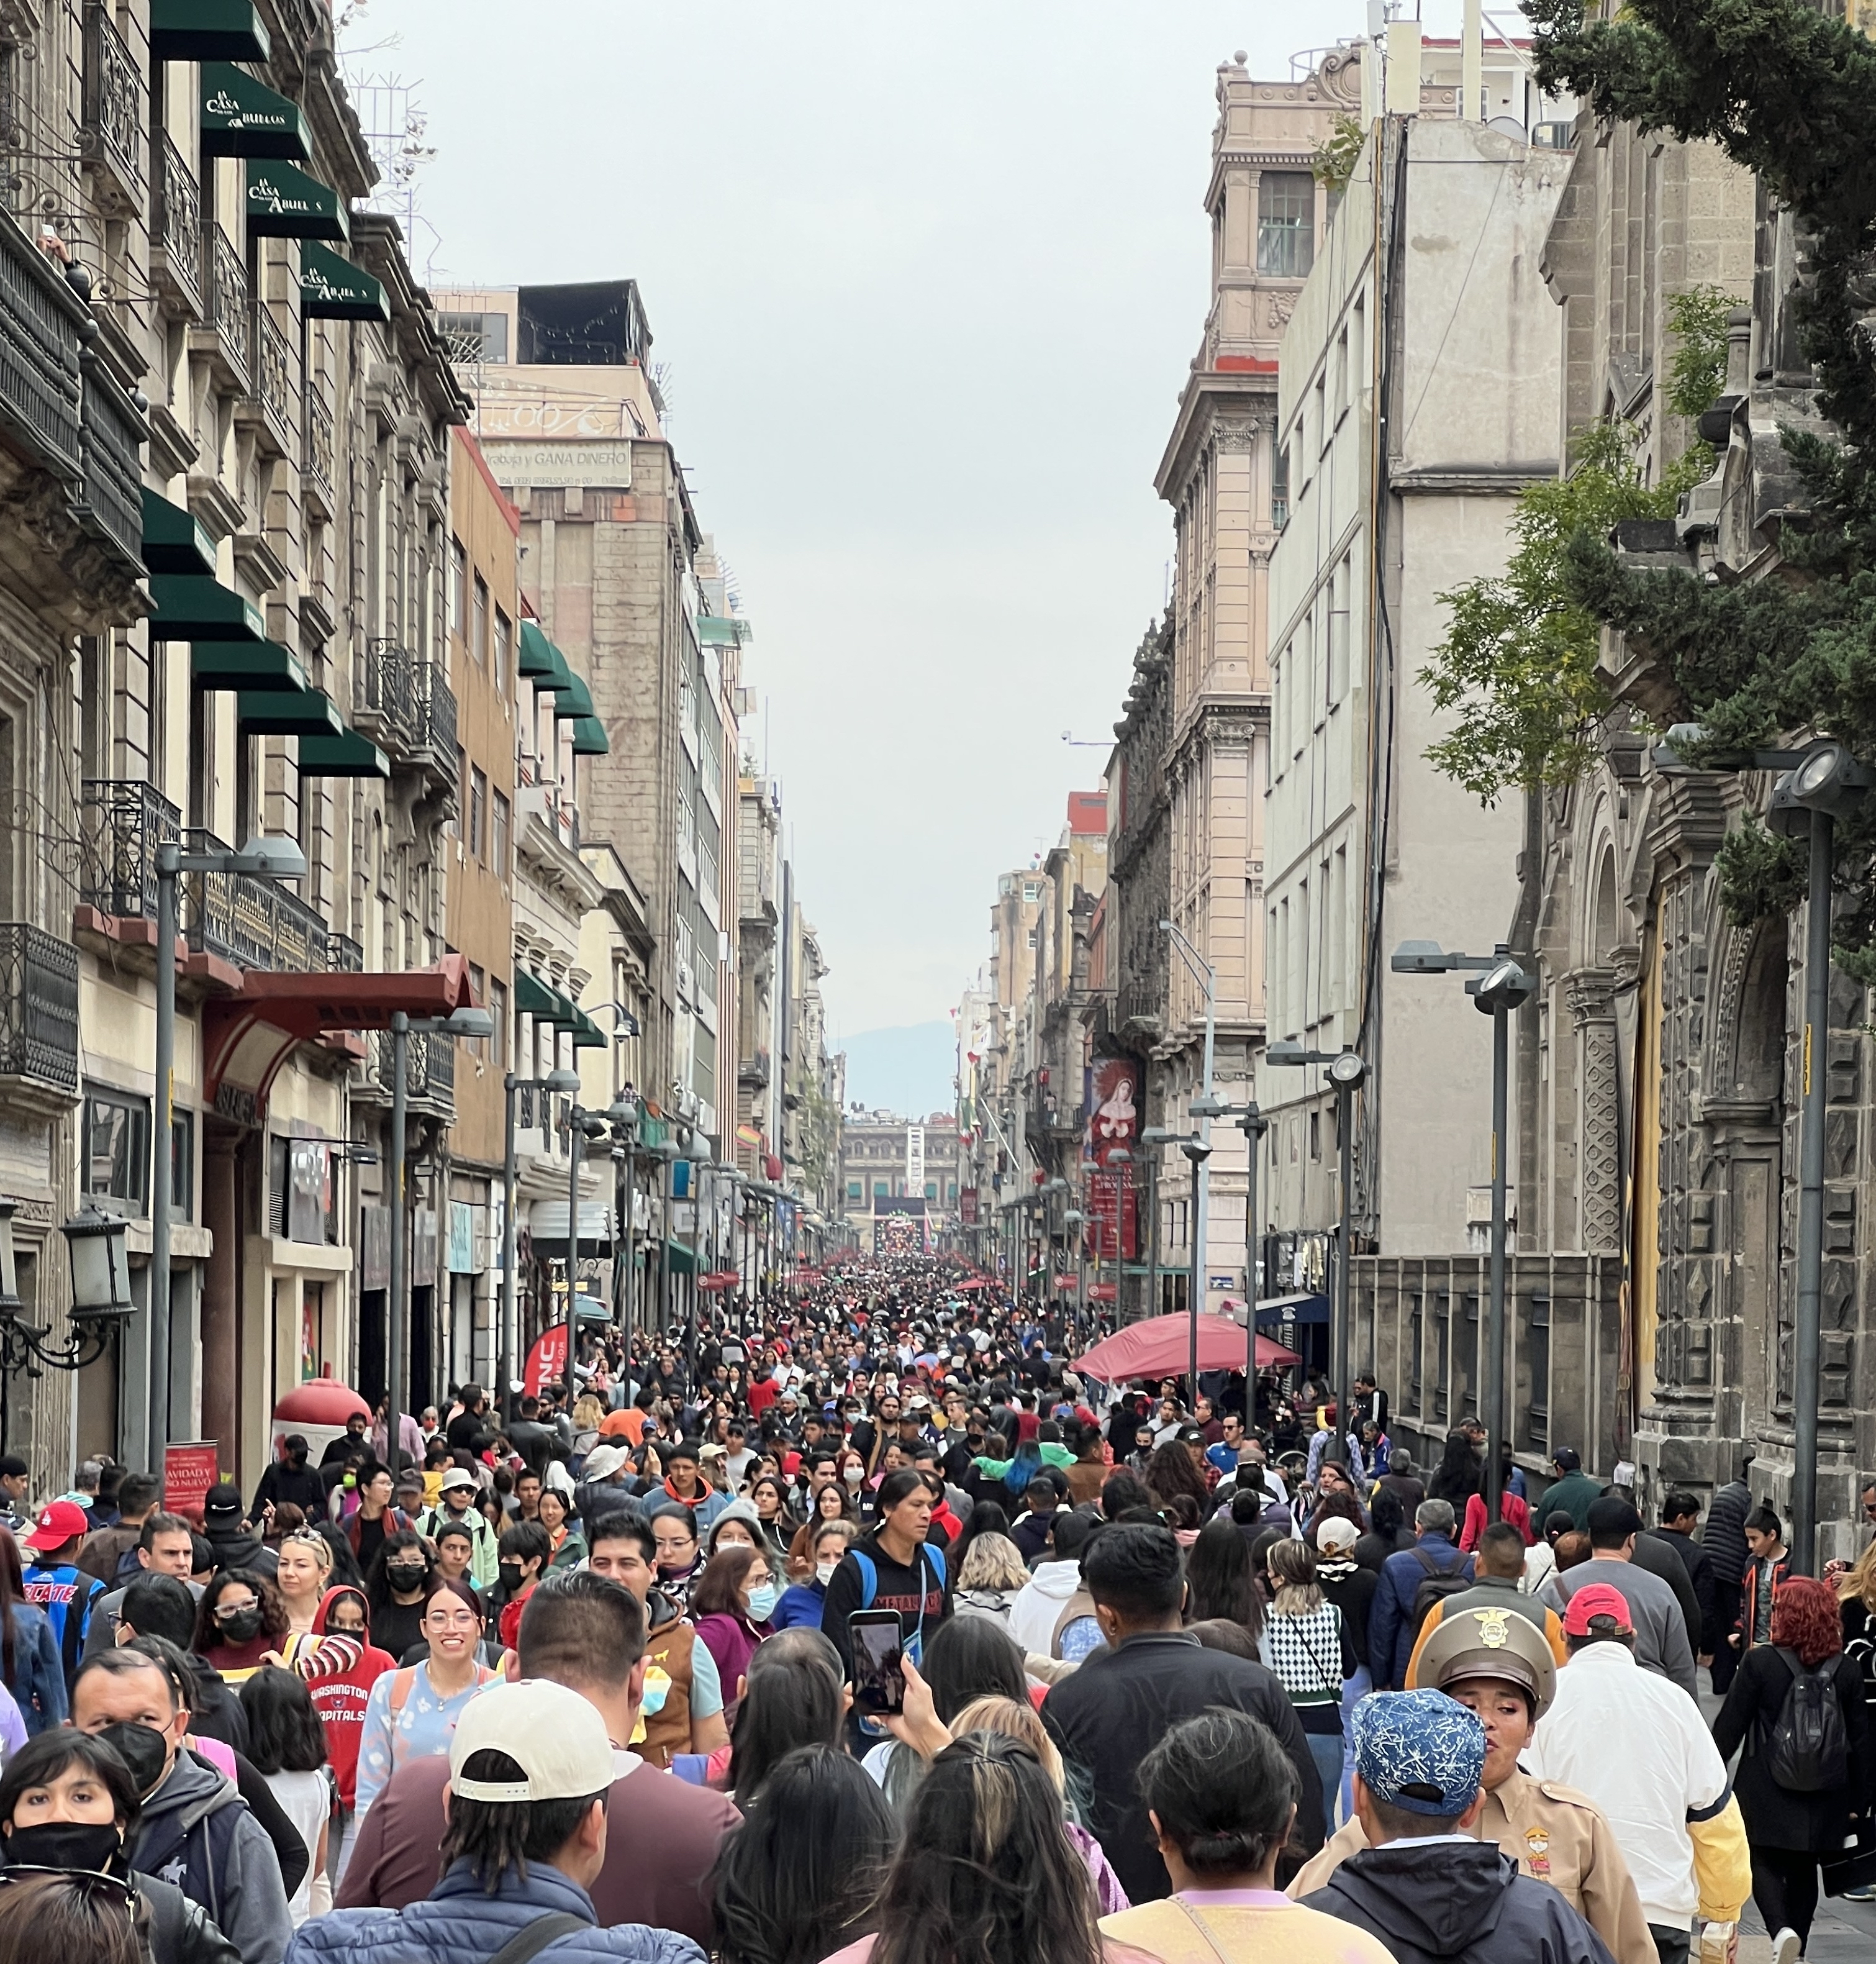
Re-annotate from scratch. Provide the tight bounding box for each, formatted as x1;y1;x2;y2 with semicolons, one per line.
1041;1629;1323;1904
249;1460;327;1517
1646;1525;1721;1653
1318;1561;1379;1668
1304;1840;1618;1964
1629;1527;1702;1651
1701;1480;1752;1589
1712;1643;1870;1853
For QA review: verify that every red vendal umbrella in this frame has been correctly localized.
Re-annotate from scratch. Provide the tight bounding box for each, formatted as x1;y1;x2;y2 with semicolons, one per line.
1074;1313;1299;1383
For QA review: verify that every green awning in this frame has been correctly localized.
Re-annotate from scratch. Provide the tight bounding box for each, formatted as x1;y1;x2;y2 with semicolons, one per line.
201;63;311;158
141;489;215;577
247;160;348;242
237;688;343;738
515;970;562;1024
569;1002;605;1050
529;640;574;696
569;715;609;756
297;729;388;778
150;575;263;642
550;670;594;719
518;621;560;679
192;640;308;694
665;1239;698;1276
697;614;748;648
637;1115;669;1149
300;242;388;323
152;0;269;61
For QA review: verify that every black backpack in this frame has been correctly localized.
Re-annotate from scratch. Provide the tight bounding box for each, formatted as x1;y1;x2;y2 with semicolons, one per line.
1765;1647;1850;1793
1407;1546;1472;1639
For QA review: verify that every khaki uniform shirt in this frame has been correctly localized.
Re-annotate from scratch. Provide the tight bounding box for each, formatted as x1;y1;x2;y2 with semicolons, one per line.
1287;1765;1656;1964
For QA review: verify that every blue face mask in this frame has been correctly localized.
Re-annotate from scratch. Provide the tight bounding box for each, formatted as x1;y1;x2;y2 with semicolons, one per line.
744;1581;779;1624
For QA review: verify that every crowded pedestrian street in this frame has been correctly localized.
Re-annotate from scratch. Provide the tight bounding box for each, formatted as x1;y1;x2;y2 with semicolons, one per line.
0;2;1875;1962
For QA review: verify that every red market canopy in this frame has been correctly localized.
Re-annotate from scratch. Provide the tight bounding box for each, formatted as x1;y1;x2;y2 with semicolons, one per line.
1074;1313;1300;1383
698;1271;741;1293
953;1278;990;1293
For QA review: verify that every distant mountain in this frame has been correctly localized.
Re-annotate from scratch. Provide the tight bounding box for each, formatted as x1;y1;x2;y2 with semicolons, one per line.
840;1021;956;1121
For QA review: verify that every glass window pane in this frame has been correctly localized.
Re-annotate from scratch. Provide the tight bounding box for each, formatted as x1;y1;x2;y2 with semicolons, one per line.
1257;172;1315;278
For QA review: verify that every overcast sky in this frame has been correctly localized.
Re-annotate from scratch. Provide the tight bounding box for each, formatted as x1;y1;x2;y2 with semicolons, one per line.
357;0;1465;1045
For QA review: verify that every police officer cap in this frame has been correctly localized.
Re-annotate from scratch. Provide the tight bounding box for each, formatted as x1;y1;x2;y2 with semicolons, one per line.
1413;1604;1557;1719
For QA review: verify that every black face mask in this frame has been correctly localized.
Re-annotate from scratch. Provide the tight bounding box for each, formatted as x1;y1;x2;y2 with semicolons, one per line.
386;1564;426;1591
286;1450;307;1469
94;1722;170;1799
497;1562;525;1594
2;1820;124;1873
215;1608;263;1644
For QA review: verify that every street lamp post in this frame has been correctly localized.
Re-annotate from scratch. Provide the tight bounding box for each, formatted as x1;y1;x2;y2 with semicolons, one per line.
152;832;306;1463
1655;729;1870;1570
1162;921;1218;1323
1065;1206;1085;1340
1139;1125;1174;1322
1266;1043;1367;1436
1392;943;1537;1524
1177;1135;1212;1404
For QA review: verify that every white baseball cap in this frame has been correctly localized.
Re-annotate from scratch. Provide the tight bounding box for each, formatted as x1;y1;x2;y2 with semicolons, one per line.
449;1680;614;1802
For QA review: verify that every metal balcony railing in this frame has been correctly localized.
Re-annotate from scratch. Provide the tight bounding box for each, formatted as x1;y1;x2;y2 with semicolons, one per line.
204;227;249;392
185;829;333;974
356;639;414;744
153;134;201;315
0;209;84;481
249;302;292;454
76;361;143;568
81;6;142;205
412;658;457;761
302;381;334;509
81;779;182;920
368;1026;455;1105
0;924;79;1094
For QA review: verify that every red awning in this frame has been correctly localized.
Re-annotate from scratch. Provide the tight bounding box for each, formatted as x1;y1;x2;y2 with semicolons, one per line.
204;954;476;1122
1074;1312;1301;1381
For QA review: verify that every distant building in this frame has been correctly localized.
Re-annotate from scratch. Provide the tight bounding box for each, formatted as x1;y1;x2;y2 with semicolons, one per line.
841;1111;962;1249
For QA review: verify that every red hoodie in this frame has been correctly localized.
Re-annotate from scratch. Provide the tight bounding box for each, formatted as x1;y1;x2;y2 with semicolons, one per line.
301;1584;395;1809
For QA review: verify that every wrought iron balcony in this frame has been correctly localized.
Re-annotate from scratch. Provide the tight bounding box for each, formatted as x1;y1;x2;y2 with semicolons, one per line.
330;933;364;973
301;381;334;516
0;207;84;483
81;779;182;921
354;642;457;789
153;134;202;316
0;924;79;1102
197;226;249;393
74;361;145;571
184;828;337;974
412;658;458;763
241;301;291;455
81;6;143;209
363;1025;455;1113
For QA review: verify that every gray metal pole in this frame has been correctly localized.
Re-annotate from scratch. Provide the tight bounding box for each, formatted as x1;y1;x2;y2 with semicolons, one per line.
1146;1152;1159;1323
150;847;178;1466
621;1142;635;1368
1487;1006;1510;1527
1194;973;1217;1319
566;1108;582;1417
1793;806;1831;1575
501;1074;517;1425
1243;1112;1262;1396
1335;1079;1354;1432
387;1011;407;1472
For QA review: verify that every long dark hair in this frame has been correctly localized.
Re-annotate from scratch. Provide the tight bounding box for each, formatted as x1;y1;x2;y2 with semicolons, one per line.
237;1666;327;1776
870;1732;1102;1964
365;1529;433;1611
710;1746;899;1964
1427;1432;1482;1504
1143;1440;1210;1512
727;1632;845;1803
0;1532;22;1686
191;1569;289;1653
946;1501;1008;1578
1184;1516;1262;1639
920;1614;1027;1723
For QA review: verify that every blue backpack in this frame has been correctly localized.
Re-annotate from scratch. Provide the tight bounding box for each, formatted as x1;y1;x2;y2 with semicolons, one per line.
850;1544;947;1665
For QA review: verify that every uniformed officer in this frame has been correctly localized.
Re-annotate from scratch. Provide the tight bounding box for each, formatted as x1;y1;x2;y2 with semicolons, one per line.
1289;1601;1658;1964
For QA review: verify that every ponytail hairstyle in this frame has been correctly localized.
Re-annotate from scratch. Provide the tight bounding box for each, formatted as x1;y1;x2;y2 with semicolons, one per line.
1136;1706;1297;1879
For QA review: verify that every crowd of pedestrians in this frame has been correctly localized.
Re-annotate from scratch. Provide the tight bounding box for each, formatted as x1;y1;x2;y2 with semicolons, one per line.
0;1256;1865;1964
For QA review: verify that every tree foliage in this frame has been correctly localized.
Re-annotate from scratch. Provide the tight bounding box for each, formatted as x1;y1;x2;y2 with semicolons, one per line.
1520;0;1876;975
1312;114;1366;194
1421;288;1731;802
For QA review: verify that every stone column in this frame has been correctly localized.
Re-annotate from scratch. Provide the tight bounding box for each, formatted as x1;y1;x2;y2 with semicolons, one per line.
1566;967;1620;1253
202;1138;240;1471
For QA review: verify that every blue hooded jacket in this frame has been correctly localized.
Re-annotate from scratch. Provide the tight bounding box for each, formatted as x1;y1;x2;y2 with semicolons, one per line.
284;1857;704;1964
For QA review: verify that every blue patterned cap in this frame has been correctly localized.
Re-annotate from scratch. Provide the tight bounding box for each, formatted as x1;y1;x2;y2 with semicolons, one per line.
1351;1690;1486;1816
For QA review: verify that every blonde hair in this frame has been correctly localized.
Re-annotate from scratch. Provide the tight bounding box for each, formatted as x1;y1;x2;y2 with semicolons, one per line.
948;1694;1066;1796
1837;1537;1876;1612
1267;1536;1325;1614
957;1532;1029;1594
572;1394;606;1432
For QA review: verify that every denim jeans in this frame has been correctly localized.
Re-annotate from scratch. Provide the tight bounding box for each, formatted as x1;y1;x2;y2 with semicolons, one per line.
1306;1729;1344;1840
1339;1664;1372;1823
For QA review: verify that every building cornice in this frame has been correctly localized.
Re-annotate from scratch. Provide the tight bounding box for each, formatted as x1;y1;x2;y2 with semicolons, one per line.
1157;374;1276;503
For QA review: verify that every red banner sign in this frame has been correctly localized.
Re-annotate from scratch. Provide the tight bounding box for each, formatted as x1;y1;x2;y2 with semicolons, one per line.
1087;1170;1137;1261
959;1189;979;1225
163;1442;220;1521
524;1322;569;1399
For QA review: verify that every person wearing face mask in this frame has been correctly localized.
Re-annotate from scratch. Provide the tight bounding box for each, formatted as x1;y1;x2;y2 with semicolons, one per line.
648;1506;704;1616
361;1532;433;1663
494;1521;550;1654
68;1647;294;1964
687;1547;776;1725
0;1725;240;1964
411;1466;497;1589
292;1587;391;1891
584;1518;728;1769
772;1521;858;1632
250;1440;324;1523
191;1573;291;1689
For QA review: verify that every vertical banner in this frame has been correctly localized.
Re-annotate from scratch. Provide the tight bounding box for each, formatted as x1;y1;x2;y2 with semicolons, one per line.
905;1124;925;1198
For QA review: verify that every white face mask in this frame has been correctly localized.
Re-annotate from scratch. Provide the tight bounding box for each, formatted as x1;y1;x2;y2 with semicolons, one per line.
843;1465;864;1486
816;1558;841;1585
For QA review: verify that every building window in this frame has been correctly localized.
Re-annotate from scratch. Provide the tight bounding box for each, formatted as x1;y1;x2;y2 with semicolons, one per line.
471;575;489;665
1023;882;1041;902
170;1109;194;1223
1272;443;1289;531
491;977;509;1073
847;1180;863;1202
494;609;511;698
492;789;510;880
84;1086;150;1215
872;1180;889;1199
925;1181;937;1201
1257;172;1315;278
470;768;488;860
449;539;467;639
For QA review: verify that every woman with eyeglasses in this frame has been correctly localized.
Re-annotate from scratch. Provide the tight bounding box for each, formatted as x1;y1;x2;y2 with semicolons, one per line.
350;1578;496;1832
0;1726;238;1964
190;1571;291;1689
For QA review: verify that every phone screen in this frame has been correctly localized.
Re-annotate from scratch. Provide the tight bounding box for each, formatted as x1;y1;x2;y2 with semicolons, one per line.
851;1614;905;1715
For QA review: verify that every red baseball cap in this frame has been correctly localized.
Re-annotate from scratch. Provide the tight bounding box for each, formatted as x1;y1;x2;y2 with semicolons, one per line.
1563;1580;1634;1637
24;1499;89;1553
